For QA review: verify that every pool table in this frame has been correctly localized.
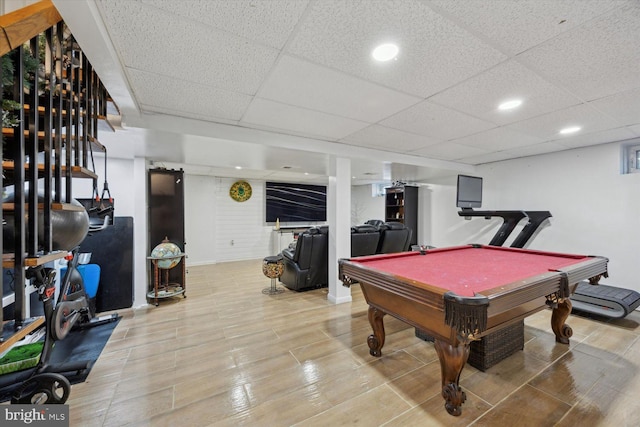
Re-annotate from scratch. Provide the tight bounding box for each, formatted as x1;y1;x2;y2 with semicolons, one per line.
338;244;608;416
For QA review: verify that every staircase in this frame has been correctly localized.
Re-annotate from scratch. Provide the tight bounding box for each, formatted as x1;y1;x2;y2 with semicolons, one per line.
1;0;116;351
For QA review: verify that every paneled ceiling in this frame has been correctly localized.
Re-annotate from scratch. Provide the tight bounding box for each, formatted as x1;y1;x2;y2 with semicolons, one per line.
54;0;640;184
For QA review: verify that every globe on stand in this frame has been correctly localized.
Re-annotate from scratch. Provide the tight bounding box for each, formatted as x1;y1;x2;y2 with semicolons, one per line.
151;237;182;269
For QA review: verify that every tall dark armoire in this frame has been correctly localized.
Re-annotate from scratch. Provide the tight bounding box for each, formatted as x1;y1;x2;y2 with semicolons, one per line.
384;185;418;246
148;168;185;285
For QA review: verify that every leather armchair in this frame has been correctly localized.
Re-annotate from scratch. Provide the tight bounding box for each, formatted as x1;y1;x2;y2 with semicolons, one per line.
377;222;412;254
280;226;328;291
351;225;380;257
364;219;384;228
278;221;410;291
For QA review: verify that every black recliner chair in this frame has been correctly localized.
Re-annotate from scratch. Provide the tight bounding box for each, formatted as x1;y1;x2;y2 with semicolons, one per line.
280;226;328;291
376;222;412;254
351;225;380;257
364;219;384;228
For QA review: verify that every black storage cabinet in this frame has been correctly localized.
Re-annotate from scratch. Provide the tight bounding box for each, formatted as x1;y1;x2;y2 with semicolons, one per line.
147;168;186;285
384;185;418;246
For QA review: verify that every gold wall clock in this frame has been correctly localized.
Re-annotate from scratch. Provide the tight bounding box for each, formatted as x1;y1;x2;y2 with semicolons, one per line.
230;180;252;202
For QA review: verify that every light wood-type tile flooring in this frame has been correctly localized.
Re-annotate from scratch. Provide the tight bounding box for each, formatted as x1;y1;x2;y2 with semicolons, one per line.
62;259;640;426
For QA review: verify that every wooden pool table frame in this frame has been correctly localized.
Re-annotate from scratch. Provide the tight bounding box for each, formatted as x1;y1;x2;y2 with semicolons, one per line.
339;244;608;416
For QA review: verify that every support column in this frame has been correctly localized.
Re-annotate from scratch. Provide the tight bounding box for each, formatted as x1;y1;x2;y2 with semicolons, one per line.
327;157;352;304
133;157;149;307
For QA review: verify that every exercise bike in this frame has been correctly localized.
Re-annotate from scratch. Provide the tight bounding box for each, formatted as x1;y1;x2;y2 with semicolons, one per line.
0;266;71;403
1;235;118;403
52;245;119;342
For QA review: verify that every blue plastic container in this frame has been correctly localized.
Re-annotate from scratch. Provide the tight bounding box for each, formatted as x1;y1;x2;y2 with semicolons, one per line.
60;264;101;298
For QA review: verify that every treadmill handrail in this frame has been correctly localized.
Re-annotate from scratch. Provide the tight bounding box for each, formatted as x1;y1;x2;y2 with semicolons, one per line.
510;211;552;248
458;210;527;246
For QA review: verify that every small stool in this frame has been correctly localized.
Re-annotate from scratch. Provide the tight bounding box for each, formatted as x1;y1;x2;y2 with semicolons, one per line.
262;255;285;295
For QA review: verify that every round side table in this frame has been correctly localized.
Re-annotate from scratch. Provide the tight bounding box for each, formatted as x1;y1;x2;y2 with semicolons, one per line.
262;255;285;295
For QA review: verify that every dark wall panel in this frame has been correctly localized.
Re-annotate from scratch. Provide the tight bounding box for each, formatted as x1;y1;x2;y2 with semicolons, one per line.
79;216;134;312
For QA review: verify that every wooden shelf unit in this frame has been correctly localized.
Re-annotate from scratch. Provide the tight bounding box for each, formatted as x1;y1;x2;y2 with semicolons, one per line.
0;317;45;352
2;160;98;180
2;129;106;152
2;250;67;269
2;202;87;212
385;186;418;246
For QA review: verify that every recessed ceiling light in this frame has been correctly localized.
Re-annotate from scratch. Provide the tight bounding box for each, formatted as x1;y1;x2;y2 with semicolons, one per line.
559;126;581;135
498;99;522;111
235;166;242;170
372;43;398;62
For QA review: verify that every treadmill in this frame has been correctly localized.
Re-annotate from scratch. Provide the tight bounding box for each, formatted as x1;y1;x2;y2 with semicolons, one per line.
572;279;640;318
459;209;640;319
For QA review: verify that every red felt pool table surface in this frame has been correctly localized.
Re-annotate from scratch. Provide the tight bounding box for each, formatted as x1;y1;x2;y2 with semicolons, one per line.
349;245;593;297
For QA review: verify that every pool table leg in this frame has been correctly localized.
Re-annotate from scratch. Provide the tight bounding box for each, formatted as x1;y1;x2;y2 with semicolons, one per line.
367;306;386;357
551;298;573;344
434;339;469;417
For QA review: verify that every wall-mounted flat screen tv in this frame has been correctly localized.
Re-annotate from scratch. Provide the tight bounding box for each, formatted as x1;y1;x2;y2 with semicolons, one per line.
456;174;483;208
265;181;327;223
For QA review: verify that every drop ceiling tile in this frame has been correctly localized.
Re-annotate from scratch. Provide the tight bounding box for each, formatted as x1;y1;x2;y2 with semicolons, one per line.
589;88;640;127
141;0;309;49
518;3;640;101
340;125;441;152
428;60;582;125
409;142;489;161
428;0;628;55
451;127;544;151
258;55;421;123
128;69;251;122
97;0;279;95
506;103;620;140
286;0;506;97
548;127;637;148
242;98;370;140
380;100;496;140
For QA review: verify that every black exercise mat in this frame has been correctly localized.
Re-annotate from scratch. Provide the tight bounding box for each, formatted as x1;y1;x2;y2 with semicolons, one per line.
0;316;120;402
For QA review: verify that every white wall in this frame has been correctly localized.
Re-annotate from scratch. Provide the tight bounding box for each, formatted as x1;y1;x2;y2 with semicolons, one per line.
184;178;428;266
183;178;385;267
73;155;137;217
427;140;640;292
183;175;217;265
213;178;272;263
351;184;385;225
72;155;148;307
